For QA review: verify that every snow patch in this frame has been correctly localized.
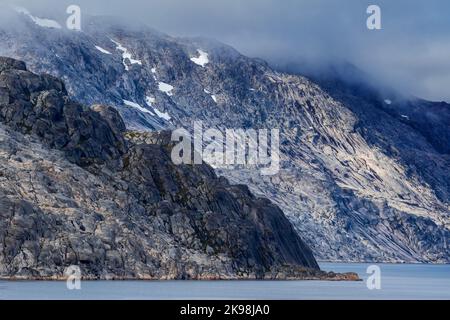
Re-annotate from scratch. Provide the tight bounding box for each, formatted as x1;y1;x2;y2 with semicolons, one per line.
190;49;209;67
158;82;174;96
144;96;170;121
152;107;171;121
111;39;142;71
123;100;154;115
384;99;392;105
95;46;112;55
401;115;410;120
145;96;156;106
150;68;158;80
15;7;62;29
204;89;217;102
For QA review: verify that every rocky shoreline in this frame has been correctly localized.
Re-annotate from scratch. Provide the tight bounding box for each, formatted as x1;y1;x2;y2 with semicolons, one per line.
0;271;360;281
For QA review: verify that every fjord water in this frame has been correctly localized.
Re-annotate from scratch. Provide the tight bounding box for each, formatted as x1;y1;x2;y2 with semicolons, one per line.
0;263;448;300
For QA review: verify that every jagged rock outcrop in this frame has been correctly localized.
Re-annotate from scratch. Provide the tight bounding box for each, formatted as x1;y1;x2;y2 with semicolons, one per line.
0;56;126;167
0;57;360;280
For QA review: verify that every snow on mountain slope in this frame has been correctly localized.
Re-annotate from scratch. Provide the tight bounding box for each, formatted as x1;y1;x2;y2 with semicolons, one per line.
152;107;172;121
123;99;155;115
95;45;112;55
158;82;174;96
191;49;209;67
111;39;143;70
0;10;448;263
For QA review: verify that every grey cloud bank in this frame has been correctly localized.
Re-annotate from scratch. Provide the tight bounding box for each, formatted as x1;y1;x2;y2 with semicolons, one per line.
4;0;450;102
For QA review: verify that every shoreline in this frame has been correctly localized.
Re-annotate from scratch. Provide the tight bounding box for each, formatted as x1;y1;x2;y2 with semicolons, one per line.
318;261;450;265
0;272;361;282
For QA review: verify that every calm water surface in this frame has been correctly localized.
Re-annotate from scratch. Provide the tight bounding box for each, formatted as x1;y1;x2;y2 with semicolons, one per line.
0;263;448;300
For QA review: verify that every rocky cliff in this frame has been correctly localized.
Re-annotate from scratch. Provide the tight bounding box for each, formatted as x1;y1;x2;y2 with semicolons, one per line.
0;56;358;280
0;9;448;263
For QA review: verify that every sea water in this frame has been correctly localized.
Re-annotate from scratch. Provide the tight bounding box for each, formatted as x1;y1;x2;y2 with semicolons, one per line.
0;263;448;300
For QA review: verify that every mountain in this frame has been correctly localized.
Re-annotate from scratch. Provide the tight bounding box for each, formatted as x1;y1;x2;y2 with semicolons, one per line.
0;56;358;280
0;8;448;263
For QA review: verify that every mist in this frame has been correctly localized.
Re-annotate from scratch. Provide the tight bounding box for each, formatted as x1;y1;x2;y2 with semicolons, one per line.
3;0;450;102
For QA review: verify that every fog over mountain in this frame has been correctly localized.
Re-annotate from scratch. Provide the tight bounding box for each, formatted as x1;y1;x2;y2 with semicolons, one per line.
2;0;450;102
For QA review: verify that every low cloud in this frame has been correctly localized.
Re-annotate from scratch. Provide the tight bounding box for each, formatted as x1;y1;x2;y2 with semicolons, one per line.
4;0;450;101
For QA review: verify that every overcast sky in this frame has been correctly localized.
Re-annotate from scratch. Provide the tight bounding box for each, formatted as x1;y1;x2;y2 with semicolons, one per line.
5;0;450;102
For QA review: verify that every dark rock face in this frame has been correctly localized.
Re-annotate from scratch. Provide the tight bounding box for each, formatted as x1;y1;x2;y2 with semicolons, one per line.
122;138;319;272
0;63;126;167
0;58;328;280
0;57;26;72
